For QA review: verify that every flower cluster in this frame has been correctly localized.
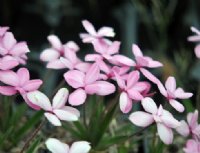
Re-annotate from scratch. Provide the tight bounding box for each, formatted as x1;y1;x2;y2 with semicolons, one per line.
0;21;195;152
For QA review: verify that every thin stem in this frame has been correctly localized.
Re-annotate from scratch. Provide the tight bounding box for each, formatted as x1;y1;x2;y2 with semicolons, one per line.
83;103;87;128
20;119;45;153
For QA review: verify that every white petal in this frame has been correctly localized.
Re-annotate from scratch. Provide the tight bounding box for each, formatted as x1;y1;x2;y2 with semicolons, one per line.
53;106;80;122
45;138;69;153
119;92;132;113
44;113;61;126
141;97;158;114
176;120;190;137
27;91;52;111
48;35;62;50
157;123;173;145
169;99;184;112
165;76;176;93
69;141;91;153
53;88;69;109
129;111;154;127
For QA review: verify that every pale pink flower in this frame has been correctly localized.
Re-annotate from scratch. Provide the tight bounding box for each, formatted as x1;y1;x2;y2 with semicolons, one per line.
129;97;180;144
27;88;80;126
40;35;79;62
176;110;200;139
183;139;200;153
115;70;150;113
45;138;91;153
0;32;29;64
80;20;115;43
157;76;193;112
64;63;116;106
0;68;43;109
188;26;200;58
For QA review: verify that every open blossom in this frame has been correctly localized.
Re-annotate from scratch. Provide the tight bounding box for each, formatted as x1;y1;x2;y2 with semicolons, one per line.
80;20;115;43
157;76;193;112
183;139;200;153
46;138;91;153
64;63;116;106
188;26;200;58
0;32;29;64
27;88;80;126
115;70;150;113
0;68;43;109
176;110;200;139
129;97;180;144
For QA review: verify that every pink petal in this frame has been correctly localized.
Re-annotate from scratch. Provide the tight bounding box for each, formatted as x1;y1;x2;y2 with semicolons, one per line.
107;41;120;55
129;111;154;127
0;86;17;95
69;141;91;153
40;49;60;62
82;20;97;35
127;70;140;89
119;92;132;113
113;71;125;89
0;70;19;86
75;62;91;72
59;57;73;69
175;88;193;99
85;63;100;84
0;27;9;36
2;32;16;50
53;106;80;121
188;35;200;42
161;113;180;128
64;48;78;63
165;76;176;93
85;54;102;61
68;89;87;106
22;93;41;110
187;110;198;129
85;81;116;95
47;35;62;51
47;60;66;69
191;26;200;35
140;68;161;84
141;97;158;114
0;58;19;70
127;89;143;101
52;88;69;109
45;138;69;153
44;113;61;126
147;60;163;68
27;90;52;111
23;80;43;92
176;120;190;137
65;41;79;52
17;68;30;86
132;44;143;57
97;27;115;37
157;123;173;144
169;99;184;112
112;55;135;66
10;42;29;56
64;70;85;88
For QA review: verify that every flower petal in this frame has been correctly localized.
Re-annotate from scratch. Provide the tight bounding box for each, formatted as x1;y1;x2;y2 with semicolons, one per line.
165;76;176;93
27;90;52;111
10;42;29;56
85;63;100;84
141;97;158;114
175;88;193;99
17;68;30;86
68;89;87;106
82;20;97;35
48;35;62;50
98;27;115;37
176;120;190;137
0;70;19;86
52;88;69;109
129;111;154;127
157;123;173;144
64;70;85;88
69;141;91;153
107;41;120;55
132;44;143;57
0;86;17;95
53;106;80;121
23;80;43;92
119;92;132;113
2;32;16;50
45;138;69;153
127;70;140;89
169;99;184;112
44;113;61;126
40;49;60;62
47;60;66;69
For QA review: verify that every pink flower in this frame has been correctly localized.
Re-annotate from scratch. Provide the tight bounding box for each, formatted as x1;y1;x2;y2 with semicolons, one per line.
115;70;150;113
80;20;115;43
0;68;43;109
129;97;180;144
157;76;193;112
27;88;80;126
176;110;200;139
0;56;19;70
45;138;91;153
0;32;29;64
183;139;200;153
0;26;9;37
64;63;116;106
40;35;79;62
188;26;200;58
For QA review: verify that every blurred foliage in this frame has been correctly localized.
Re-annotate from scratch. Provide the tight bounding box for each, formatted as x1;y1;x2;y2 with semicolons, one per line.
0;0;200;153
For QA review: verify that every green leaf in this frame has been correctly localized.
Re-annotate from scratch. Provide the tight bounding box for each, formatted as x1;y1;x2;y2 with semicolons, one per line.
62;123;84;139
14;111;43;143
26;136;42;153
0;126;14;148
